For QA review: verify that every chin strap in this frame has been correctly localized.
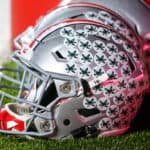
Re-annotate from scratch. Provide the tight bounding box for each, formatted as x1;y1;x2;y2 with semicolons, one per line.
0;102;56;137
0;103;31;131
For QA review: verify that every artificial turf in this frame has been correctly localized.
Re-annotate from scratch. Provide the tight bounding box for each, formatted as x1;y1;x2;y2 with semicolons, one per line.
0;131;150;150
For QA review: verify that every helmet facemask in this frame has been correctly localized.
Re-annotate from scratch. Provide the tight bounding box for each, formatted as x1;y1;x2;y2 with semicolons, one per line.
0;52;81;137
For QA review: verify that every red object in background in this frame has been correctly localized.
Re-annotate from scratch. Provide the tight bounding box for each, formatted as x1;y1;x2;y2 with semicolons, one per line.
11;0;61;48
144;0;150;4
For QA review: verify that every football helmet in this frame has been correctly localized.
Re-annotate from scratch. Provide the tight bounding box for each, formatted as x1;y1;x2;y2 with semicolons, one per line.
0;19;149;138
0;1;149;139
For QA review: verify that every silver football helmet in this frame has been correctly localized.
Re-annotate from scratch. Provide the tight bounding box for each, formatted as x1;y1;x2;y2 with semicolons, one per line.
0;2;149;139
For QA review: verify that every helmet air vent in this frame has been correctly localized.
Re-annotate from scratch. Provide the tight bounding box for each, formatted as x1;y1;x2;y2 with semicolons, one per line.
53;50;67;62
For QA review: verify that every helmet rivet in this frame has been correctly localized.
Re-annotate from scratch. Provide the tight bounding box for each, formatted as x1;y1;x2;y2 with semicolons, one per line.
63;119;70;126
40;120;50;131
60;82;71;93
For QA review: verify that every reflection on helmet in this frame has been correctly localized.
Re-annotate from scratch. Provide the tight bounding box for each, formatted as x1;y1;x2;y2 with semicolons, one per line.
0;2;149;139
15;2;140;51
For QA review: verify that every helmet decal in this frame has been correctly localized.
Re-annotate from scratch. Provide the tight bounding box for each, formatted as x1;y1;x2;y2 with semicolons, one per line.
83;96;97;109
80;52;93;64
98;118;112;131
67;49;79;60
60;26;74;37
93;40;107;52
97;97;111;111
84;10;137;46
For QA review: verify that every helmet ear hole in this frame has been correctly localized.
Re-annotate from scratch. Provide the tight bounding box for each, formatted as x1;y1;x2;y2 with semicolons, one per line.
40;82;58;106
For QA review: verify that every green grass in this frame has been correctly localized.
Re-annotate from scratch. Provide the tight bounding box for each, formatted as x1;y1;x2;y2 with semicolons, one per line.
0;61;150;150
0;131;149;150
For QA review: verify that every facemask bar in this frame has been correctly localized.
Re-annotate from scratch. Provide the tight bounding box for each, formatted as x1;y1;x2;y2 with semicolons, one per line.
0;67;22;90
0;52;80;137
14;26;35;50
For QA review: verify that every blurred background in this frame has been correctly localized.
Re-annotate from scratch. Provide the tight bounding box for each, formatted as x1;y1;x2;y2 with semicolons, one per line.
0;0;11;65
0;0;60;65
